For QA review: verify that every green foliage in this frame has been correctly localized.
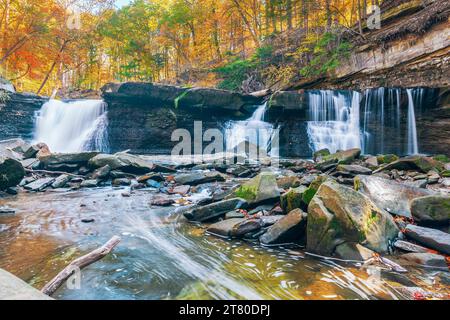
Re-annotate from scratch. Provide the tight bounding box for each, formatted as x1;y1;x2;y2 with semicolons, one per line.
300;32;352;78
214;45;274;91
235;185;258;201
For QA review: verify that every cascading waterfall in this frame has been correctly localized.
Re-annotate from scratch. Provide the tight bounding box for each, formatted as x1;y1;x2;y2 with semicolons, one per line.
306;90;361;154
225;102;277;156
406;89;419;155
307;88;428;156
34;99;109;153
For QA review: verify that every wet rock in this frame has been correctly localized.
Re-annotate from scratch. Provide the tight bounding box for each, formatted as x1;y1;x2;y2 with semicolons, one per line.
146;179;161;188
112;178;131;186
299;174;317;186
225;210;245;219
277;176;301;189
355;175;435;218
46;163;80;172
226;165;253;178
259;215;285;227
81;218;95;223
184;198;248;222
91;165;111;180
0;157;25;190
336;164;372;176
375;156;444;174
39;152;99;168
269;91;305;110
234;172;279;205
399;252;448;268
80;179;99;188
404;224;450;255
169;185;190;195
109;170;131;179
207;218;261;238
5;187;18;195
260;208;307;245
334;243;375;261
150;194;175;206
404;179;428;189
35;143;51;158
393;240;429;253
20;158;39;169
307;180;399;255
88;153;155;174
137;173;164;183
24;177;55;191
410;195;450;226
174;171;224;186
280;186;307;213
51;174;71;188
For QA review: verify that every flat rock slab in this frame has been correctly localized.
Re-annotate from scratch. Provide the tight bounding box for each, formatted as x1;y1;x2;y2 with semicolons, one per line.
24;177;55;191
260;208;307;245
0;268;52;300
356;175;435;218
207;218;261;238
405;224;450;255
393;240;429;253
174;171;224;186
399;252;448;268
184;198;247;222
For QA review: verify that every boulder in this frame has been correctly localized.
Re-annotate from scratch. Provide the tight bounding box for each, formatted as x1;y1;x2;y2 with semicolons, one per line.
269;91;306;110
376;154;399;164
307;180;399;255
89;153;155;174
404;224;450;255
410;195;450;226
51;174;71;188
112;178;131;186
375;156;444;173
318;148;361;165
280;186;307;213
259;215;285;227
334;243;375;261
399;252;448;268
234;172;280;204
0;157;25;190
260;208;307;245
364;156;379;168
355;175;435;218
80;179;99;188
336;164;372;176
169;185;190;195
393;240;429;253
301;175;328;205
24;177;55;191
22;144;40;159
174;171;224;186
276;176;301;189
184;198;248;222
39;152;99;168
207;218;261;238
150;195;175;206
91;165;111;180
313;149;331;163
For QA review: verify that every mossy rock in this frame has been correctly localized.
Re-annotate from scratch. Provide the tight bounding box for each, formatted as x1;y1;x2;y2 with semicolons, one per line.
302;175;328;205
321;148;361;165
313;148;330;162
234;172;279;204
442;170;450;178
376;154;399;164
433;155;450;163
280;186;307;213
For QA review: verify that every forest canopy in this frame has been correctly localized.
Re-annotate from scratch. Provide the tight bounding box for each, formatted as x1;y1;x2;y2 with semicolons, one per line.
0;0;388;95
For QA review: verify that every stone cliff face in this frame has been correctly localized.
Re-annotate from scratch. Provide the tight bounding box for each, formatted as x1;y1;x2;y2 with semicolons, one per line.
289;0;450;90
0;92;47;142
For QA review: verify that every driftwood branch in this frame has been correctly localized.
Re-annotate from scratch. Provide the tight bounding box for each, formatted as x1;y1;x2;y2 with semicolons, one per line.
24;168;84;178
41;236;121;296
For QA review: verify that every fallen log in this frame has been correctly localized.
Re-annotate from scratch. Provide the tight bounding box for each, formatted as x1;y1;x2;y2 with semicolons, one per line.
249;89;272;98
41;236;121;296
25;168;84;178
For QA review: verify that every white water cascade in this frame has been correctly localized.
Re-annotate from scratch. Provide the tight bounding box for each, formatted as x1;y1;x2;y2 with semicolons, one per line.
34;99;109;153
306;90;361;154
406;89;419;155
224;102;277;156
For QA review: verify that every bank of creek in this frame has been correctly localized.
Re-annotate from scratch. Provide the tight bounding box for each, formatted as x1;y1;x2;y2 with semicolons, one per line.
0;82;449;300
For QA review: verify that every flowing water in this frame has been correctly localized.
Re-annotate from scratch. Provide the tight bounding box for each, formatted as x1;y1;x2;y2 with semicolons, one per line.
33;99;109;153
0;187;448;300
225;103;278;157
307;88;429;156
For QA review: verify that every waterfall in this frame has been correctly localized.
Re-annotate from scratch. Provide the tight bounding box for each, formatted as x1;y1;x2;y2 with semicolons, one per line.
306;90;361;154
224;102;276;156
34;99;109;153
406;89;419;155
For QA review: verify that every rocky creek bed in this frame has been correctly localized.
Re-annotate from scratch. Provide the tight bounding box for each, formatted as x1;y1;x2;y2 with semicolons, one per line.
0;139;449;300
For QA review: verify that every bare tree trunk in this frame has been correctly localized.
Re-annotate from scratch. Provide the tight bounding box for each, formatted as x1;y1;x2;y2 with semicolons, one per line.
287;0;293;29
37;40;68;95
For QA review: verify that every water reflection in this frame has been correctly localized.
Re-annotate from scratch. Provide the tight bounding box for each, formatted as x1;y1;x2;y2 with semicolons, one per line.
0;188;448;300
